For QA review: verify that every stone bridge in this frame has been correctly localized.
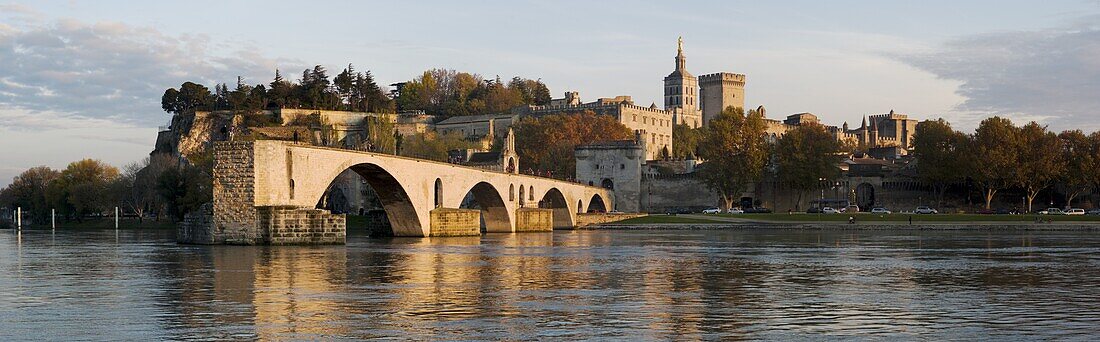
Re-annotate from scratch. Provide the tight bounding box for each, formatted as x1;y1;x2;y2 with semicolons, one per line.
180;140;613;244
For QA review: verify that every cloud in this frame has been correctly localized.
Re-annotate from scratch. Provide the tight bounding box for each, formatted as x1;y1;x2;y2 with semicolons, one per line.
0;15;304;129
897;15;1100;132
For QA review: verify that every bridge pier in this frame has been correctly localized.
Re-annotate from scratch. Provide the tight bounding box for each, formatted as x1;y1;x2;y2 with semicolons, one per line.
515;208;553;232
429;208;481;237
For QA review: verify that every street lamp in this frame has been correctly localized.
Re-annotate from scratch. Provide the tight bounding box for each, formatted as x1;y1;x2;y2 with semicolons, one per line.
819;177;826;203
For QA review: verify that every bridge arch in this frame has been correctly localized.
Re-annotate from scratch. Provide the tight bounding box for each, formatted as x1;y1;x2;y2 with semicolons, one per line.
460;181;511;232
320;162;423;236
588;194;608;213
539;188;574;229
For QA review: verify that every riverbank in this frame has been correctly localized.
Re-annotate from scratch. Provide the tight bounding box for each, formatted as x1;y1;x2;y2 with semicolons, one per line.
0;217;176;230
600;214;1100;231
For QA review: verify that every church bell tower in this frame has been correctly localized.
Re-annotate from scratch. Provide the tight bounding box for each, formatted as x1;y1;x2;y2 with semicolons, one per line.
663;37;700;127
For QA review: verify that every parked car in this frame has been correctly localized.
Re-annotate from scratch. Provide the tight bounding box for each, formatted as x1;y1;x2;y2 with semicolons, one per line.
870;207;892;214
744;207;773;214
702;207;722;214
822;207;840;214
914;206;938;214
1038;208;1064;215
995;208;1018;215
727;207;744;214
1087;209;1100;216
806;207;823;214
1066;208;1086;215
843;205;860;213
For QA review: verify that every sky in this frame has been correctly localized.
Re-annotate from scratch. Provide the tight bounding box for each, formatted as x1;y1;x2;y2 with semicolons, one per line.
2;0;1100;186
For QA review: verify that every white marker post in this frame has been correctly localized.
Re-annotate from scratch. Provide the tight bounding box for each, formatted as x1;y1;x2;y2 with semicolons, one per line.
52;209;56;230
16;207;21;231
115;207;119;230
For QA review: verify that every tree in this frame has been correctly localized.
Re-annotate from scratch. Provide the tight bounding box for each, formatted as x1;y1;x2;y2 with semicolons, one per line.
396;69;552;117
397;131;480;162
161;82;213;114
1057;130;1094;207
334;64;357;110
912;119;970;207
672;123;703;159
112;156;173;222
970;117;1020;210
298;65;340;110
156;163;211;221
1089;132;1100;206
512;111;633;178
365;115;397;154
268;69;297;108
697;106;769;209
775;123;841;210
48;159;120;221
1015;122;1065;212
0;166;60;224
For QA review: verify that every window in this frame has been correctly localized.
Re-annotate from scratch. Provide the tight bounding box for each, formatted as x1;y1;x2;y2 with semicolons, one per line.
434;178;443;208
509;184;515;201
620;164;625;170
529;186;534;201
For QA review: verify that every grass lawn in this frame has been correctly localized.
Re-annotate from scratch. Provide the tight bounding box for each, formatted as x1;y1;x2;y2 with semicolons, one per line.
614;215;725;224
716;213;1100;222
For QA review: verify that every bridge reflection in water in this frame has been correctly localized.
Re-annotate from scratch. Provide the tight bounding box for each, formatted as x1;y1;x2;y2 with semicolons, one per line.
164;231;755;339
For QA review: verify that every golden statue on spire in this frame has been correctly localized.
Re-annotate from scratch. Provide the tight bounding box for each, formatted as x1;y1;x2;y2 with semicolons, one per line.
677;36;683;54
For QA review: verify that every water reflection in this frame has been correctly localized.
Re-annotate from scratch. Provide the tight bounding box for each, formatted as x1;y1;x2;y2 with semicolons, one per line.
1;228;1099;340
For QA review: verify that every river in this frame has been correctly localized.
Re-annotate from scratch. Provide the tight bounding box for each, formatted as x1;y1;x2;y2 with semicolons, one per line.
1;228;1098;340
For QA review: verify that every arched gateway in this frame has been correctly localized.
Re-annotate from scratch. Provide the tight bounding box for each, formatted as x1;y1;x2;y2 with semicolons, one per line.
182;141;612;245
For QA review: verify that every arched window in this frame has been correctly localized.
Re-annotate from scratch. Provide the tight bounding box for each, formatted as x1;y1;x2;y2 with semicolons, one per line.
529;186;534;201
519;185;526;206
434;178;443;208
289;179;295;200
509;184;515;201
578;200;584;214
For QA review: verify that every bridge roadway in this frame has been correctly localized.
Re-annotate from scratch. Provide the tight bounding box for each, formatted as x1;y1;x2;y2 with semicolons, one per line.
197;140;613;243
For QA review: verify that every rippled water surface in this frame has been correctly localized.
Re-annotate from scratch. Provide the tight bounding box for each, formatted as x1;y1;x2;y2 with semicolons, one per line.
2;228;1100;340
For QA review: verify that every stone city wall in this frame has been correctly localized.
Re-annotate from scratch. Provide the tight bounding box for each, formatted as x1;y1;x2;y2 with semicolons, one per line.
641;175;718;213
576;213;647;227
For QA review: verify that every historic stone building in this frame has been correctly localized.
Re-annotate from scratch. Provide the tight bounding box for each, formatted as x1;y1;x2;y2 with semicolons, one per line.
699;72;746;125
514;95;674;160
664;37;702;128
574;133;646;212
